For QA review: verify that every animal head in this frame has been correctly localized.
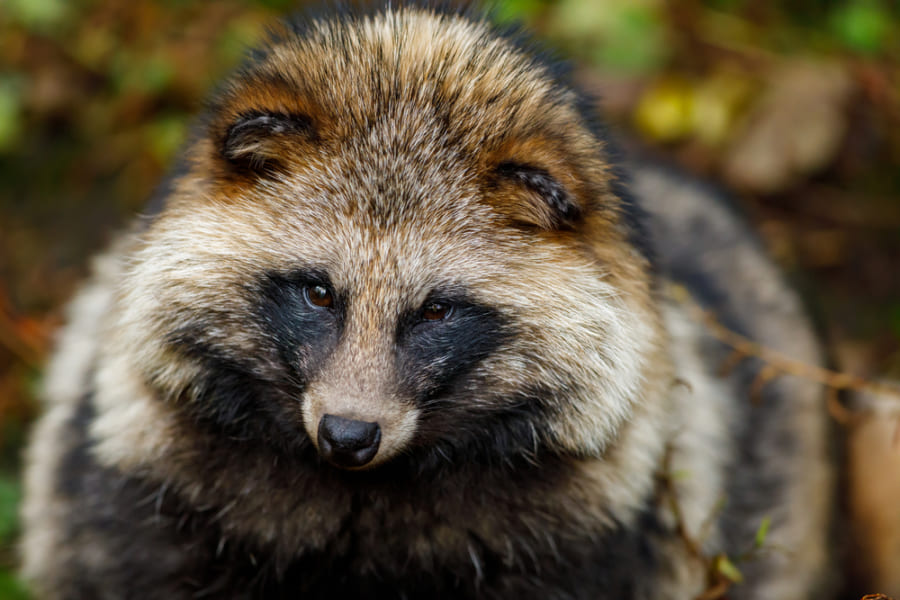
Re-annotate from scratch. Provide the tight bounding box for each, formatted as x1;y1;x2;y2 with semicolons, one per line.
105;7;663;473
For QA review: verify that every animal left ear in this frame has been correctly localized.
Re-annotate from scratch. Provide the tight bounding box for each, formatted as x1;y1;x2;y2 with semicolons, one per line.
494;161;582;229
220;111;314;173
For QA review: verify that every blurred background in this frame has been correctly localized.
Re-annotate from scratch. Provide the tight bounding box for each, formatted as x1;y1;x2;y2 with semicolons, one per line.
0;0;897;596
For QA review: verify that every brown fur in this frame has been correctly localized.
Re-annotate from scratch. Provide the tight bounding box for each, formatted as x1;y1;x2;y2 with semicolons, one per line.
21;5;835;599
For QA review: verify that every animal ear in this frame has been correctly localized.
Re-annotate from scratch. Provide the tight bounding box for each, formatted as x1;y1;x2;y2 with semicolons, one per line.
220;112;314;172
495;161;582;229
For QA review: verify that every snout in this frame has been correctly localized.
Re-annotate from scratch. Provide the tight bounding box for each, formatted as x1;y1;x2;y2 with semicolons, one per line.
317;414;381;468
302;386;419;469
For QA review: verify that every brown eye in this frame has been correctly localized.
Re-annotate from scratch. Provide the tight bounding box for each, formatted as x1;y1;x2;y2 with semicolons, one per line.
421;301;452;322
305;284;333;308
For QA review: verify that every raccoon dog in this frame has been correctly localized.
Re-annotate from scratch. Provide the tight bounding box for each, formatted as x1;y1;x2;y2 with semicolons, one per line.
21;4;836;599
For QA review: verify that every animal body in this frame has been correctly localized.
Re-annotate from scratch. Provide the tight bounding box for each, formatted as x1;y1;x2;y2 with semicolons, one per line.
21;4;836;598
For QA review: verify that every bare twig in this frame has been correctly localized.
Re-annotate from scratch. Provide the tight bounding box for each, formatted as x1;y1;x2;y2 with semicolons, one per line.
670;282;900;414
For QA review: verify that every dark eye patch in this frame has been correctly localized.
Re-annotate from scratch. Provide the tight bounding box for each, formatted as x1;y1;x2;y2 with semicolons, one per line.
396;293;512;401
154;271;342;454
161;322;315;454
254;270;344;373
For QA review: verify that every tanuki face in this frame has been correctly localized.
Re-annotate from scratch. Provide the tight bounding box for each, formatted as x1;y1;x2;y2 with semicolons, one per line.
106;8;661;473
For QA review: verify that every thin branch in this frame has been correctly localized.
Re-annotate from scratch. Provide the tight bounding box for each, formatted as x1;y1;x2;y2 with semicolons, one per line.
670;282;900;408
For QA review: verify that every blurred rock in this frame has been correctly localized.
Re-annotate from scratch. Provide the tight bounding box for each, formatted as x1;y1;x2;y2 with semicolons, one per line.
723;60;854;193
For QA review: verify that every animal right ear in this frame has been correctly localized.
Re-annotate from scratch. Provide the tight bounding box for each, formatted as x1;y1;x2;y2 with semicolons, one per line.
495;161;582;229
220;111;314;173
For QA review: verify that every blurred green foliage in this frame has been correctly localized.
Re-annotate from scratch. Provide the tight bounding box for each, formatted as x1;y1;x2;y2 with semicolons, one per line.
550;0;668;72
0;473;26;599
492;0;545;23
0;475;21;546
4;0;70;33
0;77;25;153
0;573;29;600
830;0;893;54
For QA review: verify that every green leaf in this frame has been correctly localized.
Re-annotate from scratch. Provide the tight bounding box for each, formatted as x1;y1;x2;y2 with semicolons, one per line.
715;554;744;583
754;516;771;549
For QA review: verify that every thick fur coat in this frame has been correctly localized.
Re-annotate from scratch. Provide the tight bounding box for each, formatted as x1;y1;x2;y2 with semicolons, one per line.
21;5;835;599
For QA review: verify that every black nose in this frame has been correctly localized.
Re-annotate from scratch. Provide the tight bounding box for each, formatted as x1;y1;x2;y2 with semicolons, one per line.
317;414;381;468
